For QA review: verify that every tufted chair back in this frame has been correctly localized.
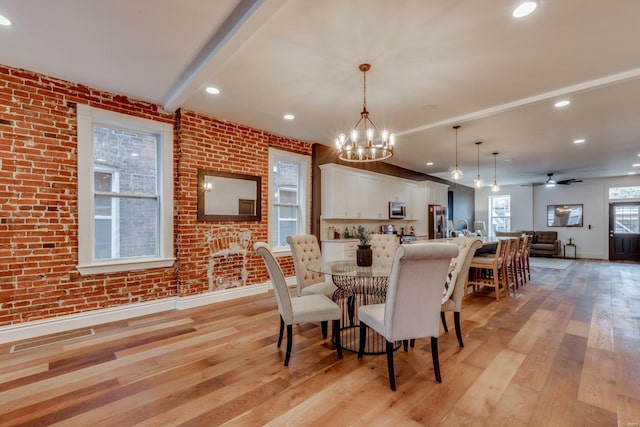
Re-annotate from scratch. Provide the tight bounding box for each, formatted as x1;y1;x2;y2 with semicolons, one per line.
286;234;326;295
370;234;400;263
442;237;483;310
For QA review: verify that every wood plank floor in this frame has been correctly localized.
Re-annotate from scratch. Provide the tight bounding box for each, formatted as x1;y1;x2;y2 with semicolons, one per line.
1;259;639;426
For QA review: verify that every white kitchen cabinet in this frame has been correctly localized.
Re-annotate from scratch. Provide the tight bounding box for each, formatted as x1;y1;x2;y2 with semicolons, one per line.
427;181;449;206
321;163;428;220
320;165;349;218
321;239;358;262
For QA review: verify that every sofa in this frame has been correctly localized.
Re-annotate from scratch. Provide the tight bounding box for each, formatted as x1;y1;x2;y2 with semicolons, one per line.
520;230;561;257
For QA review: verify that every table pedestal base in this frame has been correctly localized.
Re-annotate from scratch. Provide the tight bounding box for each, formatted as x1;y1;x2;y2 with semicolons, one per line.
332;275;401;354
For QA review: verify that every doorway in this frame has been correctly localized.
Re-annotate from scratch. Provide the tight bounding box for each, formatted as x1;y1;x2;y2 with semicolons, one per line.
609;202;640;261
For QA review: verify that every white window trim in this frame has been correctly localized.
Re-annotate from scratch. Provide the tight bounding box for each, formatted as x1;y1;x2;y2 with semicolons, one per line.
76;104;174;275
268;148;311;255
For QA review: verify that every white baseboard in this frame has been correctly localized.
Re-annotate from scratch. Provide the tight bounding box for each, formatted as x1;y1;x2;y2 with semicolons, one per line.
0;277;294;345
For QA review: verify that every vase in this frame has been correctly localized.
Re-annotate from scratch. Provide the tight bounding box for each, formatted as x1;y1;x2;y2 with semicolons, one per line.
356;245;373;267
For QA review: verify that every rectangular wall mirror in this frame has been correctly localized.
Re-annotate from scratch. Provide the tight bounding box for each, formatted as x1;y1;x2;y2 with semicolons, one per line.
197;169;261;221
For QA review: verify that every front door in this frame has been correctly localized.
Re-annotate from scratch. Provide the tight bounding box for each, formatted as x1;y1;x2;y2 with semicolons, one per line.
609;202;640;261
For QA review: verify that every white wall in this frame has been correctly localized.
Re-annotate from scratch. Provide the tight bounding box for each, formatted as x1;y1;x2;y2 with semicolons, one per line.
475;175;640;259
475;185;534;233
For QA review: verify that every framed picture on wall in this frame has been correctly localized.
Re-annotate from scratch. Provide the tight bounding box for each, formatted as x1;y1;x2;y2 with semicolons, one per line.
547;204;583;227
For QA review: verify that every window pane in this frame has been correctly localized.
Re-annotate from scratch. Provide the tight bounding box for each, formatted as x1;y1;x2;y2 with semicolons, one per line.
93;126;158;196
119;198;159;258
95;218;112;260
489;195;511;234
94;171;112;192
94;196;159;260
609;186;640;199
273;160;299;203
272;206;298;248
614;205;639;233
95;195;112;217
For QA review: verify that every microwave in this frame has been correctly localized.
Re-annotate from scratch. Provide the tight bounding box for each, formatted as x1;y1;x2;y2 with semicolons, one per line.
389;202;406;219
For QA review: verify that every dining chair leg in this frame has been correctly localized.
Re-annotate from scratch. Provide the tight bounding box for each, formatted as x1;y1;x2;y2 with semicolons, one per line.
386;340;396;391
431;336;441;384
454;311;464;347
403;340;409;352
277;317;284;348
410;338;416;347
321;321;328;339
332;319;343;360
493;266;501;301
357;322;367;359
284;324;293;366
440;311;448;332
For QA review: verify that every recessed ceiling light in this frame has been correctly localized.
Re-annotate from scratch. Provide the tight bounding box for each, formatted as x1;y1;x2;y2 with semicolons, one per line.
503;159;513;162
205;87;220;95
632;163;640;167
554;100;571;108
0;14;11;26
283;114;294;120
513;1;538;18
131;153;139;157
426;162;434;166
573;138;585;144
628;172;637;175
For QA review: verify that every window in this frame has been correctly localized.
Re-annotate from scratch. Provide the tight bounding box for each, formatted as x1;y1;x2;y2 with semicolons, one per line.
613;205;639;233
488;195;511;235
77;105;174;275
609;186;640;199
268;148;310;251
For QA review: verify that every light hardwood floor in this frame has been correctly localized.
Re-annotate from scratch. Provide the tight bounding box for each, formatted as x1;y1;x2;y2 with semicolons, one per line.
1;259;639;426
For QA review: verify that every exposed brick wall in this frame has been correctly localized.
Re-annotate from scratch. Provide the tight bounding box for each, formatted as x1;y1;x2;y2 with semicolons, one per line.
0;65;177;326
175;110;309;296
0;64;311;327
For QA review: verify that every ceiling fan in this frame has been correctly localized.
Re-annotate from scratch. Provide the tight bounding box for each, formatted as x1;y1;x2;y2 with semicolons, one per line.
524;173;583;187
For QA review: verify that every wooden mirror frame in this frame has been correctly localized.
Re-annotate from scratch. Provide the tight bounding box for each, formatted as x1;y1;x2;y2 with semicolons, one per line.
197;169;262;221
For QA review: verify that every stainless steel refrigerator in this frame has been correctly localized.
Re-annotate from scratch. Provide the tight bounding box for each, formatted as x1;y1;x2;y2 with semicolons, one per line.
428;204;447;239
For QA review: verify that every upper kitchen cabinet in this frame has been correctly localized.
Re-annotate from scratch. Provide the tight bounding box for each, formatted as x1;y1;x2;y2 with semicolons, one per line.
320;163;416;220
320;164;387;219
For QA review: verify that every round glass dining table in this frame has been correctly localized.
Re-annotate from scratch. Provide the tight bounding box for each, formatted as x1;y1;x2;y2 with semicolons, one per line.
308;261;399;354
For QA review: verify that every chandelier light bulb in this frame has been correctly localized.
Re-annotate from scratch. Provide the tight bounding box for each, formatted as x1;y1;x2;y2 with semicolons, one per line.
451;168;463;180
491;182;500;192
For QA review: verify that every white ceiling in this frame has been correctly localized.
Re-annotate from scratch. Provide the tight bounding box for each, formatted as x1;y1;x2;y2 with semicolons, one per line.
2;0;640;186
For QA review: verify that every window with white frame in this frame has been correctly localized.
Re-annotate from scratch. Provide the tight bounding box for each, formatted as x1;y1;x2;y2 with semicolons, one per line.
489;195;511;235
268;148;310;251
76;104;174;275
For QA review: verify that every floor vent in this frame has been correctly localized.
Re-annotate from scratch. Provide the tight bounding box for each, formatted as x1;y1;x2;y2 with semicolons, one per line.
10;329;95;353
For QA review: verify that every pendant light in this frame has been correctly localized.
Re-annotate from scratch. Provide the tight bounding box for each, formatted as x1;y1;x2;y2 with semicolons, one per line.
450;125;463;181
474;141;484;188
491;152;500;192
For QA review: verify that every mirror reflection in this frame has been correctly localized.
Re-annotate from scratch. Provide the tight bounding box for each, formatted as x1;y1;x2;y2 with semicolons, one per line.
197;169;261;221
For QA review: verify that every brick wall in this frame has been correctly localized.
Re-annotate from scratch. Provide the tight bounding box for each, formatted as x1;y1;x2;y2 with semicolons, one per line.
175;110;309;296
0;65;311;327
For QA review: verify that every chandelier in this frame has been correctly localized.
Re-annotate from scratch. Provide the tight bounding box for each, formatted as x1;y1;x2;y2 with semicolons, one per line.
335;64;394;162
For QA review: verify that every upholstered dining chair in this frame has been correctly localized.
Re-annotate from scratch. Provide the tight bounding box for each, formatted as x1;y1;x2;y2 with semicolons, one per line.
357;242;459;391
441;237;483;347
286;234;337;300
370;234;399;264
254;242;342;367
